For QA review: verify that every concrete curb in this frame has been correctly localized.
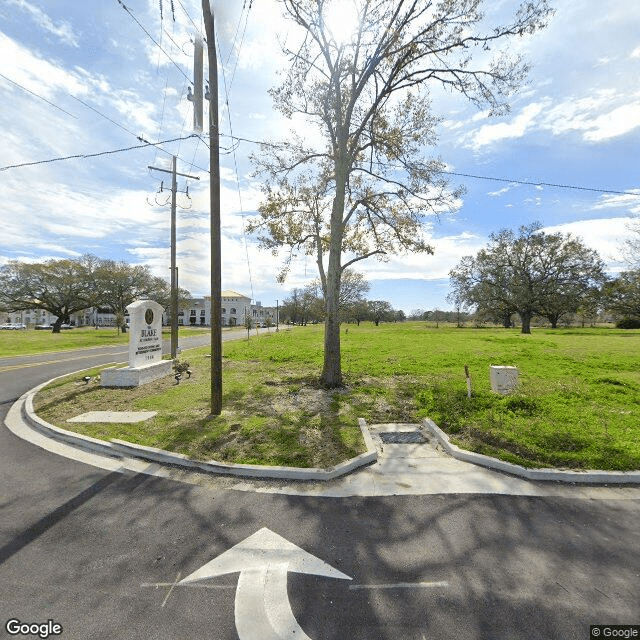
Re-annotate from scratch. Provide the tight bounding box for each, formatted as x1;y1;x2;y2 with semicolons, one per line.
21;377;378;481
422;418;640;485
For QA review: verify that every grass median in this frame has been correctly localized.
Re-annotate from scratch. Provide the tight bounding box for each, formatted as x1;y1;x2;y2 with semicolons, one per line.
33;323;640;471
0;326;210;357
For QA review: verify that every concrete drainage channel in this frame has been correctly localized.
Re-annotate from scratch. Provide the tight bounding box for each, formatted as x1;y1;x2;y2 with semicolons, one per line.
378;431;427;444
11;377;640;486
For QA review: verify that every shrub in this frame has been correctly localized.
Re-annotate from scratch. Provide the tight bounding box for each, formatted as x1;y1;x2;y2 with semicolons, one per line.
616;317;640;329
173;360;191;374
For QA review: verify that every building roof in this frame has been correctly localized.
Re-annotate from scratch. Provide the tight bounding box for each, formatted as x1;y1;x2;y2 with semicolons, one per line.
221;290;249;299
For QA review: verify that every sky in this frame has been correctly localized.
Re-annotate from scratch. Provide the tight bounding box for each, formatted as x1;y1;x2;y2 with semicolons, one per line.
1;0;639;314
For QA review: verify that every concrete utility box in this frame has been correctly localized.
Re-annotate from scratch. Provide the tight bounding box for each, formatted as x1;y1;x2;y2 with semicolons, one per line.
490;365;519;394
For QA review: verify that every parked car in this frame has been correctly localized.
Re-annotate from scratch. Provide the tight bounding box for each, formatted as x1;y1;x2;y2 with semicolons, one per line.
0;323;26;330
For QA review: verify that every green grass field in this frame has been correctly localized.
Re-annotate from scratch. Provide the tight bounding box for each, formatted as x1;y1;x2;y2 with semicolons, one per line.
0;326;209;357
33;323;640;471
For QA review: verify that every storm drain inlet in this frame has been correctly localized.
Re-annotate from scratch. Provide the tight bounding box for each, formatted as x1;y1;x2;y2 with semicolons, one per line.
379;431;426;444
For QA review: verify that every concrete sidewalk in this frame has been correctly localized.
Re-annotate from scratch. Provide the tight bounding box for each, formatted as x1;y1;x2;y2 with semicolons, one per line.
6;390;640;500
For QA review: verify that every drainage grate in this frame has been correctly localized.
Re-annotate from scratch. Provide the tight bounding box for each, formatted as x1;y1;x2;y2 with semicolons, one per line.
379;431;426;444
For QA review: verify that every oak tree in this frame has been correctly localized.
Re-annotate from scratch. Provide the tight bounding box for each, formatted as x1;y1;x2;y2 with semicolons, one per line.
0;256;99;332
449;223;606;333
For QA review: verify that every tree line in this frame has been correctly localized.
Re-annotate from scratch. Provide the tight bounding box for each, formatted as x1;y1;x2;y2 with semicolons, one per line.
448;222;640;332
278;269;405;326
0;255;190;332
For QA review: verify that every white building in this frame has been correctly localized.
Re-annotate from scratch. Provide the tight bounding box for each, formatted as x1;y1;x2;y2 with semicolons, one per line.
178;291;278;327
3;290;279;329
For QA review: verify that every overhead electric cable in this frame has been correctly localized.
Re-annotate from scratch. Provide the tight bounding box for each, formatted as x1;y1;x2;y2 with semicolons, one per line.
175;0;204;39
217;27;255;300
225;0;252;93
0;72;77;119
216;132;639;196
115;0;191;83
440;171;639;196
0;134;200;172
70;94;140;138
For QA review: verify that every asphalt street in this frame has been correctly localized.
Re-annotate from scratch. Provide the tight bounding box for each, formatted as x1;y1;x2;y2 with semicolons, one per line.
1;333;639;640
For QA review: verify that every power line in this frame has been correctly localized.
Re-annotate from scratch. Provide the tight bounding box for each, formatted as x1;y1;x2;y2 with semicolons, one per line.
0;72;77;119
175;0;203;40
217;29;255;300
0;134;199;172
115;0;191;83
224;0;253;94
70;94;140;138
440;171;638;196
217;133;639;197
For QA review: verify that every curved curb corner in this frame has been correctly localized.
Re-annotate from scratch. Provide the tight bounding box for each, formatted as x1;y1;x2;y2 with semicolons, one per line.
19;381;378;482
422;418;640;485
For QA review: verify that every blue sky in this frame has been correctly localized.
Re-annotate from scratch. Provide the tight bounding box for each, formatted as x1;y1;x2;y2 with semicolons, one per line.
1;0;639;313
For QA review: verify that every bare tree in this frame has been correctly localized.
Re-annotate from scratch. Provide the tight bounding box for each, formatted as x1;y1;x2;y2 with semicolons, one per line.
623;215;640;268
250;0;553;385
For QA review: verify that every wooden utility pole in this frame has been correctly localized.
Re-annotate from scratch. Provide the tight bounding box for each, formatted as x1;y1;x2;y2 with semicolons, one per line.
148;157;199;359
202;0;222;415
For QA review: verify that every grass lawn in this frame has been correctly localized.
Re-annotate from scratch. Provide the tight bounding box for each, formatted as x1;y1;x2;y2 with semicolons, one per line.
33;323;640;471
0;326;209;357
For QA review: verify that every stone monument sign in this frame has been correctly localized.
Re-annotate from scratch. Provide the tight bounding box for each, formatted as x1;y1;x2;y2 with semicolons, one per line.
101;300;172;387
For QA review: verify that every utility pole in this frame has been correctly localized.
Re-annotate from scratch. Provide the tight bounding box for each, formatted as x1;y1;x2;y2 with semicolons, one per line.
202;0;222;415
148;157;199;359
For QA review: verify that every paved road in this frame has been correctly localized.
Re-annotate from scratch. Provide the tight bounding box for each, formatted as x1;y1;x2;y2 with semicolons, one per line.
1;336;639;640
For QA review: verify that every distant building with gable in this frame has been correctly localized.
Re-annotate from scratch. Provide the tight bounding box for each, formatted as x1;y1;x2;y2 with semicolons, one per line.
3;290;278;329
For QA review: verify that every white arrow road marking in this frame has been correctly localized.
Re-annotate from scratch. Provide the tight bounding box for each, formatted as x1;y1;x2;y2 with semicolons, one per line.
179;527;351;640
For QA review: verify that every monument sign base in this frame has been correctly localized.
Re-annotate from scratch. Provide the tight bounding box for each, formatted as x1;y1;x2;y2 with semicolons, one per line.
100;299;171;388
101;360;173;388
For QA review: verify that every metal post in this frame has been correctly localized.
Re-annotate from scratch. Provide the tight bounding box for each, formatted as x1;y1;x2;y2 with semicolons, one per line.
170;156;178;359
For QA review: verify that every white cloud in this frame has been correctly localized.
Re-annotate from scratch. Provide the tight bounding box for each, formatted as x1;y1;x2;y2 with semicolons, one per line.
592;190;640;215
542;217;636;266
7;0;79;47
464;90;640;145
487;184;519;197
464;101;550;149
0;33;86;98
582;102;640;141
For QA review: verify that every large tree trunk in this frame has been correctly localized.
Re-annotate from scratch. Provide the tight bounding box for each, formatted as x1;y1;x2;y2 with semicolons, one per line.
322;255;342;387
520;311;532;334
321;159;347;387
